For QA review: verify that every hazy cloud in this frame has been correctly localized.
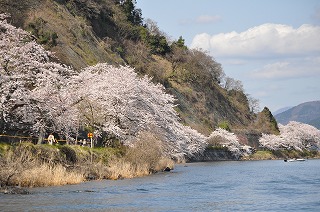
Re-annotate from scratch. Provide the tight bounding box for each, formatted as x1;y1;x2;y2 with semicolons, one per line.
179;15;221;25
250;57;320;80
196;15;221;24
223;59;247;65
191;23;320;57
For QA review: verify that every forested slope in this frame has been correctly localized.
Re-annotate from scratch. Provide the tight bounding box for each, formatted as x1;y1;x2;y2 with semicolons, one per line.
1;0;258;135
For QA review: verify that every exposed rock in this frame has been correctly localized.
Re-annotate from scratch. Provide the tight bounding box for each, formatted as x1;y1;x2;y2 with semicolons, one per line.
163;167;171;172
0;186;30;195
188;149;237;162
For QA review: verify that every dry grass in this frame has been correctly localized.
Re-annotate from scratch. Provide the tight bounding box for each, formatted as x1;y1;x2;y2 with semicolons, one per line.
0;143;84;187
155;157;175;171
107;158;147;179
107;132;175;180
17;164;84;187
107;157;175;180
0;132;175;187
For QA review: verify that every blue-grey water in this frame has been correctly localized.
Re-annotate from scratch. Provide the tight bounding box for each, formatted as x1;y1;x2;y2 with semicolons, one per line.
1;159;320;211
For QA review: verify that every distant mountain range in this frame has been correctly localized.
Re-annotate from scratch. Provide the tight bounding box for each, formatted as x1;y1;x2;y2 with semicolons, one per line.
273;106;293;116
274;101;320;129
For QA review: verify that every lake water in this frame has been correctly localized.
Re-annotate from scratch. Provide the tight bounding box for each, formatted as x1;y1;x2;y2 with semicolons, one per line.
1;159;320;211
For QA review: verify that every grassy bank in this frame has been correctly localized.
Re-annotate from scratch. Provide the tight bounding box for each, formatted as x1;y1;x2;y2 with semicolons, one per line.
242;150;320;160
0;135;174;188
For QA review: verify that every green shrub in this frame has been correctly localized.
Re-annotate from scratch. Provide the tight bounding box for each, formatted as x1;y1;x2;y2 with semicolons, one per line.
26;18;58;47
218;121;231;131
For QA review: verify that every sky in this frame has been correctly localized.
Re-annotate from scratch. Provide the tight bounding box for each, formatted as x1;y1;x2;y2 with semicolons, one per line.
136;0;320;112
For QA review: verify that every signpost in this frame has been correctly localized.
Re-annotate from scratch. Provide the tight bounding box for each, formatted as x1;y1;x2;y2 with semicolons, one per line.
87;132;93;148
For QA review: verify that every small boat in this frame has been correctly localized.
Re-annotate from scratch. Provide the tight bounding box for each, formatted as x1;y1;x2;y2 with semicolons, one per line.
284;158;306;162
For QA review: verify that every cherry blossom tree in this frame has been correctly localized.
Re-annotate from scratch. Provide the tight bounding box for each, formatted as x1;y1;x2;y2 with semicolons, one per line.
0;14;207;158
207;128;252;159
259;121;320;151
67;63;207;159
259;134;286;150
0;13;75;142
1;14;229;160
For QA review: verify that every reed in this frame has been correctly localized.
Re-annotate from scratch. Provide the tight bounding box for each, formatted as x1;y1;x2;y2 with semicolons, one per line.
17;164;84;187
155;157;175;171
107;159;137;179
92;132;175;180
0;132;175;188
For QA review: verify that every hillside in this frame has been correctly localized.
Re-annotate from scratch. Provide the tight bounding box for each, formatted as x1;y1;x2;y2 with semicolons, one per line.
275;101;320;129
0;0;258;135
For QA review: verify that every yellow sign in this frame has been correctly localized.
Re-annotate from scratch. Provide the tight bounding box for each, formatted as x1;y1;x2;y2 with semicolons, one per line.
87;132;93;138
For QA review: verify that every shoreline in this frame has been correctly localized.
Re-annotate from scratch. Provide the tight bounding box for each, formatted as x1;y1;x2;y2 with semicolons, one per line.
2;156;319;195
0;142;174;190
1;142;319;193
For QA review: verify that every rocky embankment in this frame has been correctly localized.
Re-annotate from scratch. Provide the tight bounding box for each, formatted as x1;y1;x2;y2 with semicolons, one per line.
188;149;237;162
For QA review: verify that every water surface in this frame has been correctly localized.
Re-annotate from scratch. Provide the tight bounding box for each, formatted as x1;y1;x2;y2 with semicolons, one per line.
1;159;320;211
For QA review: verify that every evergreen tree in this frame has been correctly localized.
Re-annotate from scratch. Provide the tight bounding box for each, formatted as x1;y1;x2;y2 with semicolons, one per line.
255;107;280;134
120;0;142;25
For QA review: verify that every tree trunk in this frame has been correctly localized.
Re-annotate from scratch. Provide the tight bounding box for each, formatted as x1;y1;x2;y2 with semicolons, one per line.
37;126;45;144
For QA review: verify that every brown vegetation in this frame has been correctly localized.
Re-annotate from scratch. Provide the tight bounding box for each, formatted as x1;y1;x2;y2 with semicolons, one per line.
107;132;174;179
0;132;174;187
